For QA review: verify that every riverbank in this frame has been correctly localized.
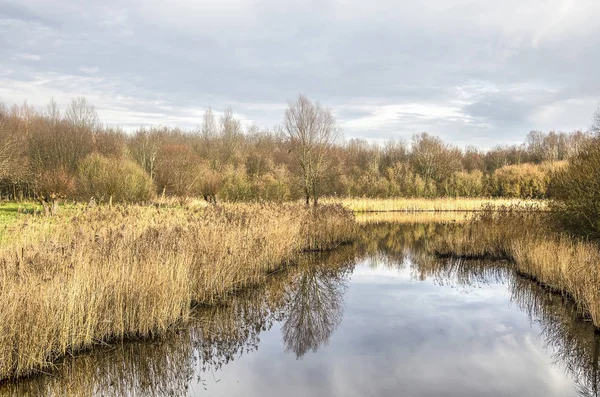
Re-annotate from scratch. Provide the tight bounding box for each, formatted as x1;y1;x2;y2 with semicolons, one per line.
429;211;600;328
324;197;546;213
0;203;356;381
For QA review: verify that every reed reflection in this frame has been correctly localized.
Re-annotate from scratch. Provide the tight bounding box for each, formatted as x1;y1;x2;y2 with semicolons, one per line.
0;246;356;397
2;221;599;397
510;277;600;397
359;220;600;397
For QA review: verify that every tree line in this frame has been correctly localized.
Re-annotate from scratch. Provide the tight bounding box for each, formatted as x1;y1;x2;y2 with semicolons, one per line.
0;96;596;211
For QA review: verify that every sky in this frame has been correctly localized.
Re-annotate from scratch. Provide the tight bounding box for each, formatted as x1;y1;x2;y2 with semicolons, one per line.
1;0;599;148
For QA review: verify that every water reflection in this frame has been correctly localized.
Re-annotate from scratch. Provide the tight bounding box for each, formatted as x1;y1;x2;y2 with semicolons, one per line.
0;247;355;397
510;277;600;397
282;256;351;358
1;221;599;396
360;220;600;396
0;333;197;397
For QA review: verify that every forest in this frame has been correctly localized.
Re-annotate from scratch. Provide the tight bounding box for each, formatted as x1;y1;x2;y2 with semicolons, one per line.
0;97;594;207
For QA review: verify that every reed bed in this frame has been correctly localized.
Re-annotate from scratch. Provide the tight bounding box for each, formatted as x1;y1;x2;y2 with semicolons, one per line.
0;246;358;396
429;211;600;328
0;203;356;381
355;211;473;224
324;197;546;213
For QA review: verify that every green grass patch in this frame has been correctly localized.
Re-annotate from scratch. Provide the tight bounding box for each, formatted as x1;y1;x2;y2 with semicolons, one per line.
0;202;41;240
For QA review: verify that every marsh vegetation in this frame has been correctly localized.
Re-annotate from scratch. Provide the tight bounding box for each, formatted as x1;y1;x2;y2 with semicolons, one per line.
429;138;600;329
0;203;355;381
2;219;599;397
330;197;545;212
430;210;600;327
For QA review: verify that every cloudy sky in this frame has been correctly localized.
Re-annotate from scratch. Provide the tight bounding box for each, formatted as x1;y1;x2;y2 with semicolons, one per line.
1;0;599;148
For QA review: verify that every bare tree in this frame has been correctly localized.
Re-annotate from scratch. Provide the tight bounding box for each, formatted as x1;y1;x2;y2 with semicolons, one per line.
284;95;341;206
410;132;461;183
155;144;203;198
45;98;61;124
201;108;218;138
129;128;161;180
525;130;545;162
218;107;243;167
65;97;100;131
0;122;16;180
33;167;75;215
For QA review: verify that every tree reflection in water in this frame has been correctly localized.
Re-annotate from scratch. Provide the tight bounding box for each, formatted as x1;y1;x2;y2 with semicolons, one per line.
281;253;352;358
0;246;356;397
1;221;599;396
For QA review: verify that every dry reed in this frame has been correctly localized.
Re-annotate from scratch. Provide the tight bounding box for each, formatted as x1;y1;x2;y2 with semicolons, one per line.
0;245;357;396
429;211;600;327
355;211;473;224
0;203;356;381
324;197;546;213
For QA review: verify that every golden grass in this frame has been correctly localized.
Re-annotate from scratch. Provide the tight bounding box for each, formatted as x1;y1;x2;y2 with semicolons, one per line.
355;211;473;224
324;197;546;213
0;202;356;381
429;211;600;328
0;246;357;396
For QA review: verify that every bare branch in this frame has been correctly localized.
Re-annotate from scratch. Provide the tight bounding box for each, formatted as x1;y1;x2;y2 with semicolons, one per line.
284;95;342;206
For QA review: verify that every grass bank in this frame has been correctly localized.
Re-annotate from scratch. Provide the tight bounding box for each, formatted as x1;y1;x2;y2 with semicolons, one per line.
0;202;40;241
325;197;546;213
355;211;473;224
0;202;356;382
429;211;600;328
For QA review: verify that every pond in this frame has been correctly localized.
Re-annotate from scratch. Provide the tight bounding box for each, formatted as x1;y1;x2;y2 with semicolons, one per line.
2;218;599;396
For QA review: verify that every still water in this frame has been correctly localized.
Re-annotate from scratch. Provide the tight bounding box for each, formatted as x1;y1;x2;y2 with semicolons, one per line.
2;220;599;396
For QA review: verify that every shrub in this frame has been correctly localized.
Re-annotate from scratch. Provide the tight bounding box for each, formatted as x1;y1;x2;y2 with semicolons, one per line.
549;140;600;237
77;153;155;203
488;163;549;198
220;169;253;201
154;145;202;197
446;170;483;197
33;166;76;215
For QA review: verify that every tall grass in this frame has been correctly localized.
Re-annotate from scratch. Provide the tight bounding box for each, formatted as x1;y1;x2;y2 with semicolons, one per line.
355;211;473;224
0;203;356;381
1;246;357;396
429;211;600;328
325;197;546;213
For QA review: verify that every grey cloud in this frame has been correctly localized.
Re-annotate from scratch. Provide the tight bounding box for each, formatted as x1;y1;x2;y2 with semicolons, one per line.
0;2;58;26
0;0;599;147
335;107;376;121
464;93;536;127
